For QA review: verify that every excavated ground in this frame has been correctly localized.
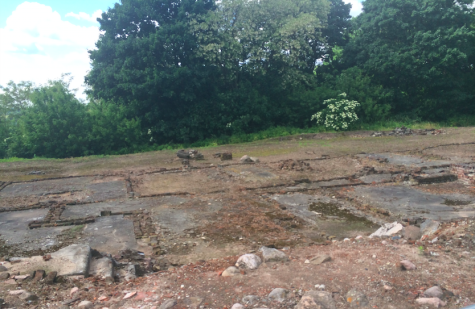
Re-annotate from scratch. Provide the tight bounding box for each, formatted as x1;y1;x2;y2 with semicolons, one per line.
0;127;474;308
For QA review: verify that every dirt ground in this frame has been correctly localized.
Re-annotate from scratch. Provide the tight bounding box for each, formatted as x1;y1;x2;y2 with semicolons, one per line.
0;127;474;309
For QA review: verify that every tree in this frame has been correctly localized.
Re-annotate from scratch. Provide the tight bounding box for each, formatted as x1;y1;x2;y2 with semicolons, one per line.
8;78;91;158
344;0;475;119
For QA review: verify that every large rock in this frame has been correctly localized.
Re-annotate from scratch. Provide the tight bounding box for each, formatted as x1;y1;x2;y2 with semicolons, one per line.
0;272;9;280
295;291;336;309
0;265;7;272
268;288;289;303
77;301;94;309
19;292;38;301
222;266;240;277
160;299;177;309
403;225;422;240
369;222;403;238
346;289;369;307
236;254;262;270
399;260;417;270
260;247;288;263
89;257;114;280
240;155;253;163
423;286;444;299
421;220;440;236
50;244;91;276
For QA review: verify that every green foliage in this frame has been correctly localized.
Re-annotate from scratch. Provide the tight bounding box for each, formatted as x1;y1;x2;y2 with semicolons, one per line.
344;0;475;118
311;93;359;130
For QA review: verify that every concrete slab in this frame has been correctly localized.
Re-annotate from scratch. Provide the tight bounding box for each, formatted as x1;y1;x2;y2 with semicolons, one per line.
81;216;137;255
272;193;379;239
358;153;452;168
61;196;189;220
4;244;91;276
349;185;475;220
0;177;126;203
0;209;69;251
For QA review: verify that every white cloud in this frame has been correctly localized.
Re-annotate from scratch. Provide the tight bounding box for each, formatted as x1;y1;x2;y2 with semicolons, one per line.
344;0;363;17
0;2;100;99
65;10;102;23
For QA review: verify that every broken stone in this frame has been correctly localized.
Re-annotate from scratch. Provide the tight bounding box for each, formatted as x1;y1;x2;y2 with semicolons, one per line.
423;286;444;299
183;297;204;309
309;255;332;265
77;301;94;309
89;257;114;280
403;225;422;240
346;289;369;307
242;295;260;306
400;260;417;270
159;299;177;309
44;271;57;284
236;254;262;270
369;222;403;238
124;291;137;299
50;244;91;276
240;155;253;163
415;297;446;308
19;292;38;301
421;219;440;236
260;247;288;263
231;304;244;309
125;264;137;281
32;270;45;282
221;152;233;161
222;266;240;277
0;272;9;280
295;291;336;309
268;288;289;303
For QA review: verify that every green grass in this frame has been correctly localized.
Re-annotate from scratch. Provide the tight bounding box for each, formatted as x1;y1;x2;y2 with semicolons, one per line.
1;116;474;162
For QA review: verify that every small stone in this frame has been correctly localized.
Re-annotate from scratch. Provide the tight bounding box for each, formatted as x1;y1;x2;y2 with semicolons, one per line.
0;272;9;280
159;299;177;309
32;270;45;282
19;292;38;301
400;260;416;270
70;287;79;295
346;289;369;307
14;275;29;281
344;238;351;242
242;295;260;306
44;271;57;284
98;296;109;301
236;254;262;270
125;264;136;281
222;266;240;277
77;301;94;309
260;247;288;263
123;291;137;299
9;290;25;295
183;296;203;309
415;297;446;308
383;285;393;291
231;304;244;309
221;152;233;161
423;286;444;299
268;288;289;303
250;157;260;163
309;255;332;265
420;220;440;236
0;265;7;272
355;236;363;240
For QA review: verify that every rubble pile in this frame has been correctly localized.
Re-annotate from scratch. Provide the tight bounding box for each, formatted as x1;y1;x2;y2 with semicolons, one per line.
372;127;445;137
176;149;204;160
278;159;313;171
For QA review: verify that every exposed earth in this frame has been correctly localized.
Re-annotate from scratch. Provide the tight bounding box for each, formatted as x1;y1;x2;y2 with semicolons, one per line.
0;127;474;309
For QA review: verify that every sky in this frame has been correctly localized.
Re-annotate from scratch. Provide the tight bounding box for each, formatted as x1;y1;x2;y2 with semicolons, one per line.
0;0;363;100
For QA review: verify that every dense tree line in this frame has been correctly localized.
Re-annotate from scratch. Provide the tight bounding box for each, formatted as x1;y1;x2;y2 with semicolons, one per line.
1;0;474;158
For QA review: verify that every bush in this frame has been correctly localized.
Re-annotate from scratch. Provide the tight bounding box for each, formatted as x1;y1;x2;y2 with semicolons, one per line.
311;93;359;131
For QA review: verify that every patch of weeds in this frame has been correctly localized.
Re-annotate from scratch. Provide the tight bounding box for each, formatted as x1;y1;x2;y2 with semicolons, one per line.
443;199;472;206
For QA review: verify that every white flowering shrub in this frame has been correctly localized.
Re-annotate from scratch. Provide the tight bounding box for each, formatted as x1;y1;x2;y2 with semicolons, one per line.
311;93;360;131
